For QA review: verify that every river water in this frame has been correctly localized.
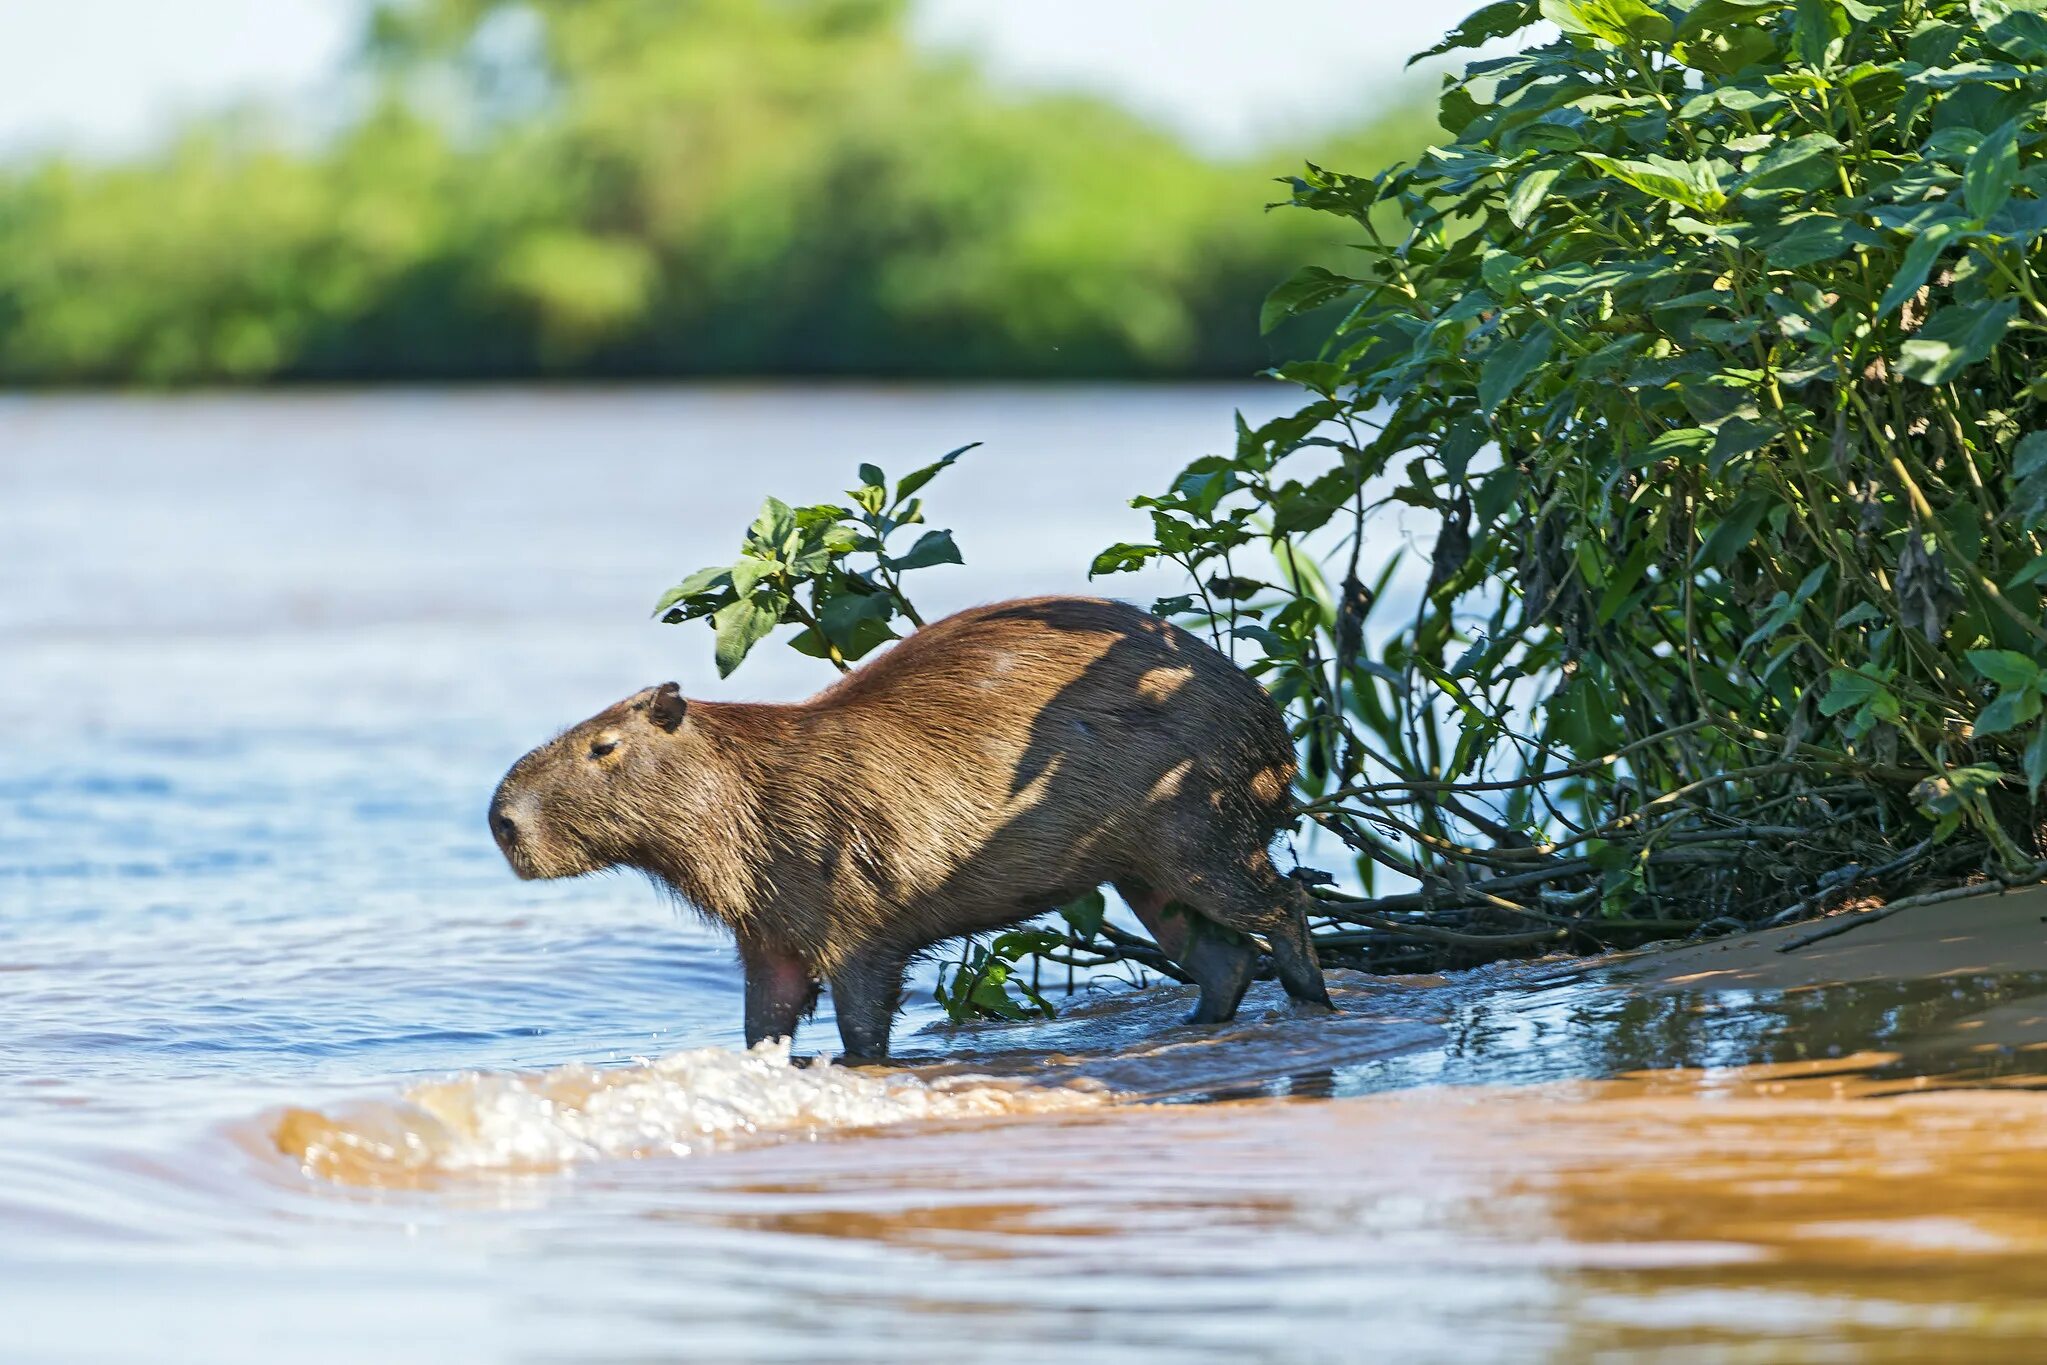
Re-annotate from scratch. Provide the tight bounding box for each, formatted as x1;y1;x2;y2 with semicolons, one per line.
7;387;2047;1363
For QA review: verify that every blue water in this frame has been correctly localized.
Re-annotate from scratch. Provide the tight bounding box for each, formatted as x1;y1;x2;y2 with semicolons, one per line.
0;385;1327;1362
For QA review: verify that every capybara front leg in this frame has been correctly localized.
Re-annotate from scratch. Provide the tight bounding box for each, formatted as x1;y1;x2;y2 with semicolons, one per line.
741;942;820;1048
828;949;906;1063
1117;882;1256;1026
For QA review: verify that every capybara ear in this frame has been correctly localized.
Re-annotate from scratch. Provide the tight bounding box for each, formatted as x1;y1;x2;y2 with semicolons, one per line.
645;681;687;732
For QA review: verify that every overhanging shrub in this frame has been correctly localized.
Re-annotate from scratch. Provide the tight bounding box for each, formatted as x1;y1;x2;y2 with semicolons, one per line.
1104;0;2047;957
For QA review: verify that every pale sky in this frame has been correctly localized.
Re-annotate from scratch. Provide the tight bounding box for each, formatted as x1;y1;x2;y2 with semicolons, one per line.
0;0;1485;158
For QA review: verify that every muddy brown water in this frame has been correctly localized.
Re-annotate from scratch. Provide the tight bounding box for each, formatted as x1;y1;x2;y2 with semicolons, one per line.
10;390;2047;1362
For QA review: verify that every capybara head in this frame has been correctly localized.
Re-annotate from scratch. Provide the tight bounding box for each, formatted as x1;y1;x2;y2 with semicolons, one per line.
489;682;689;881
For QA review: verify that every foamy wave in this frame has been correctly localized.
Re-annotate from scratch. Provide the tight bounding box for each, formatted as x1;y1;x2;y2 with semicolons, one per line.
273;1041;1108;1184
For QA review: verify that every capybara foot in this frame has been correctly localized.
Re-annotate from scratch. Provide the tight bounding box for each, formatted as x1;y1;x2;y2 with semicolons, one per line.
1265;916;1333;1011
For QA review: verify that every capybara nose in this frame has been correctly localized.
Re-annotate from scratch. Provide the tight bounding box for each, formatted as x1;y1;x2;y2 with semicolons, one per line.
490;810;519;849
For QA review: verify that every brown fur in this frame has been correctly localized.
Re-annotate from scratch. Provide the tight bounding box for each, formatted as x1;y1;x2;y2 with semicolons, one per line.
489;595;1331;1058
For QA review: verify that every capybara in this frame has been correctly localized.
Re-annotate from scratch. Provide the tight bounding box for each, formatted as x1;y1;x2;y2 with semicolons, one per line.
489;595;1331;1059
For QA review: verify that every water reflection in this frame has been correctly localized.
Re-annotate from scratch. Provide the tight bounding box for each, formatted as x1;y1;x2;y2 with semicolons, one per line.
1333;970;2047;1100
488;1070;2047;1362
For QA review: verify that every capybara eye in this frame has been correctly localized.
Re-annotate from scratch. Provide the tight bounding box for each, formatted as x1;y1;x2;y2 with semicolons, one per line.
588;739;619;760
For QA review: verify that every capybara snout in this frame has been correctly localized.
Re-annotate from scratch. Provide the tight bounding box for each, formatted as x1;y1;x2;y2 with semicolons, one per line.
491;596;1331;1058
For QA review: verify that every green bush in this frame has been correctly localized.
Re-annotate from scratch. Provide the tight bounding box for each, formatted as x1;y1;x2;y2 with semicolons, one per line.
1103;0;2047;955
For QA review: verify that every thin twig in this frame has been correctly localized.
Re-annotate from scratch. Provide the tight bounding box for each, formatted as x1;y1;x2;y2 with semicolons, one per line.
1777;870;2047;952
1314;916;1569;950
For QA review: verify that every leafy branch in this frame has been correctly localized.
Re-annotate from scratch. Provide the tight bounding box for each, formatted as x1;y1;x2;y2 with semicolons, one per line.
652;444;977;676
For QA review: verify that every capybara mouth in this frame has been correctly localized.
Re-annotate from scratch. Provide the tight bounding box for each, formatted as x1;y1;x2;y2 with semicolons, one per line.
489;808;550;880
496;840;570;881
493;829;564;881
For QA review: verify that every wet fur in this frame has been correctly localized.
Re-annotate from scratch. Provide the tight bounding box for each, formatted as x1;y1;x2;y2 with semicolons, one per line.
490;596;1331;1057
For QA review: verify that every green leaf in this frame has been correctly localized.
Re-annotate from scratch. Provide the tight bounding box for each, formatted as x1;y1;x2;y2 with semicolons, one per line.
896;442;979;503
1679;82;1782;118
1409;1;1539;63
1967;648;2043;691
2017;431;2047;478
1975;685;2042;737
1506;165;1562;229
1965;118;2022;220
748;497;796;551
2008;552;2047;588
1694;493;1771;569
1636;427;1713;467
652;565;730;618
712;594;783;678
1542;0;1673;46
1675;4;1783;75
1974;0;2047;61
1734;133;1843;196
1763;215;1863;268
1876;223;1960;316
889;528;963;571
1530;261;1669;303
1059;889;1107;938
1091;542;1159;577
728;556;778;596
1261;266;1363;333
1795;0;1849;67
815;590;899;661
1439;418;1490;481
1818;667;1882;716
2026;726;2047;795
1579;152;1728;213
1596;539;1656;624
1477;329;1554;412
1899;299;2020;384
1708;415;1779;472
857;463;885;490
1473;465;1522;525
1903;60;2030;91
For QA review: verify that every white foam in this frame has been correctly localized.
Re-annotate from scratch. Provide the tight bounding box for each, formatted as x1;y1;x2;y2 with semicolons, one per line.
274;1041;1107;1183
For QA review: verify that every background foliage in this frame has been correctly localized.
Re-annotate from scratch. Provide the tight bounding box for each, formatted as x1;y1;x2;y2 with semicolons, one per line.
0;0;1432;384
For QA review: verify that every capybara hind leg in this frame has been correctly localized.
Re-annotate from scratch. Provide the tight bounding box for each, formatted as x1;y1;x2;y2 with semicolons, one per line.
1264;906;1334;1011
828;949;906;1063
1117;882;1256;1025
1116;880;1189;959
1180;924;1258;1024
741;942;821;1048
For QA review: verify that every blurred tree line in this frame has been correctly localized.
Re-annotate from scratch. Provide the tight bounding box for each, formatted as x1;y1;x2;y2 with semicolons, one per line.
0;0;1432;384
